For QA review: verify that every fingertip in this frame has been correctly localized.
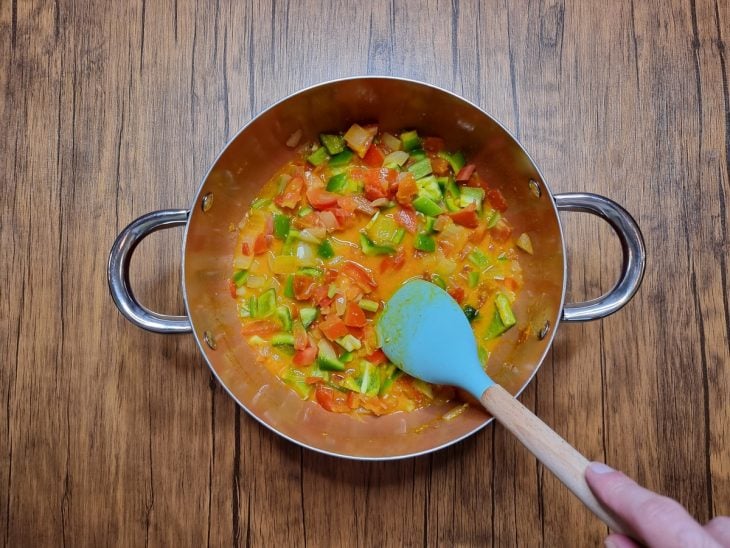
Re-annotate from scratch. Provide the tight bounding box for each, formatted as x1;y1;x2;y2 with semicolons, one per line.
604;533;640;548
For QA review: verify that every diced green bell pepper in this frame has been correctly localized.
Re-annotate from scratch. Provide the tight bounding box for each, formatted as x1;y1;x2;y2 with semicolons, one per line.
460;187;485;212
495;293;516;327
412;196;444;216
276;305;292;332
307;146;329;166
257;288;277;318
416;175;442;202
414;232;436;252
320;133;345;155
273;214;291;240
282;368;313;399
358;360;381;396
272;333;295;346
400;130;421;151
329;149;354;167
299;307;318;328
360;233;395;256
437;150;466;173
316;340;345;371
251;197;271;209
232;269;248;287
407;158;433;180
468;248;491;269
326;173;349;193
283;274;295;299
318;239;335;259
468;271;480;288
483;309;511;340
358;299;379;312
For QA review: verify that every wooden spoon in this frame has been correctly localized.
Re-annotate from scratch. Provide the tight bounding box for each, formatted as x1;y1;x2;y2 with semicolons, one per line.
377;279;625;533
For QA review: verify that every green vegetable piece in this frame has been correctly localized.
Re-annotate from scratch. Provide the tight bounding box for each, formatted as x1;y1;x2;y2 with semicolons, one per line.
477;345;489;366
336;334;362;352
468;271;480;288
326;173;349;193
412;196;444;216
358;360;381;396
318;239;335;259
272;333;295;346
430;273;446;289
468;248;491;269
486;210;501;228
299;307;318;328
358;299;379;312
276;305;292;332
257;288;277;318
407;158;433;180
273;214;291;240
416;175;442;202
320;133;345;155
445;194;461;212
251;197;272;209
438;151;466;173
283;275;295;299
339;351;355;364
307;146;330;166
424;216;437;234
359;233;395;256
393;227;406;244
463;305;479;322
297;267;323;277
414;232;436;252
282;368;313;399
368;215;401;246
249;295;258;318
329;149;355;167
316;340;345;371
408;149;427;161
483;309;511;340
298;206;314;217
460;186;485;212
412;379;433;398
400;130;421;151
232;269;248;287
495;293;517;327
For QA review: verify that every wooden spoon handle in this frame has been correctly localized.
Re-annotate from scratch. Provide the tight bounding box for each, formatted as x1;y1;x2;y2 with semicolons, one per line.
480;383;626;534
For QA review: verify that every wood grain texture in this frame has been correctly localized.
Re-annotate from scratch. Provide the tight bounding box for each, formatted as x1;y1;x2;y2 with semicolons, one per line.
1;0;727;546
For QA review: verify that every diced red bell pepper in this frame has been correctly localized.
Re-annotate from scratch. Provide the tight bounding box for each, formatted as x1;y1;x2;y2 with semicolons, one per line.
228;280;237;298
293;275;317;300
395;175;419;206
342;261;378;291
312;285;332;307
319;316;350;340
306;187;339;210
364;178;388;201
449;204;480;228
394;207;418;233
448;287;465;304
315;385;350;413
363;145;385;168
366;349;388;365
241;320;279;336
379;248;405;273
455;164;476;183
275;176;305;209
293;346;317;366
252;233;269;255
487;189;508;212
343;302;367;328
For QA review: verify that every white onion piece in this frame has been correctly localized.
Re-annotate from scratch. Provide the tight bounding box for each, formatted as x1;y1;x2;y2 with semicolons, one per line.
286;129;302;148
383;150;408;167
370;198;390;208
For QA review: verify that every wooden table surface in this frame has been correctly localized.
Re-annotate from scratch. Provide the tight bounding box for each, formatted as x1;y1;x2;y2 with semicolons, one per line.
2;0;728;546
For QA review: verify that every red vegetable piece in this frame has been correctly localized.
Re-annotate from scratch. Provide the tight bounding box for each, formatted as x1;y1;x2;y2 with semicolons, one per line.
422;137;445;152
395;174;419;206
306;187;339;210
394;207;418;233
431;157;450;176
241;320;279;336
364;178;387;201
293;346;317;366
342;261;378;291
455;164;476;183
448;287;465;304
252;233;269;255
315;385;350;413
319;316;349;340
228;280;237;299
293;275;316;300
363;145;385;168
449;204;480;228
275;176;305;209
343;302;367;328
379;248;405;273
487;189;508;212
366;349;388;365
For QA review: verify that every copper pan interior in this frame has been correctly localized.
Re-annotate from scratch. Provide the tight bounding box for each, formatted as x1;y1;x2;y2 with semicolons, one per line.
183;77;564;459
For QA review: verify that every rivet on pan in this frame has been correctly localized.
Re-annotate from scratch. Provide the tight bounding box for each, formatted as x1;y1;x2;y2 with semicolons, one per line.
201;192;214;212
203;330;217;350
538;320;550;340
528;179;542;198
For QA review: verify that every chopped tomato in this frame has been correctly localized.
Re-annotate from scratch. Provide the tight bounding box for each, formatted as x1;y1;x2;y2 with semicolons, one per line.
306;187;339;210
487;189;508;212
329;207;351;228
347;326;364;339
448;287;465;304
318;316;349;340
346;391;360;409
449;204;480;228
305;376;324;384
394;207;418;233
318;210;340;231
343;302;367;327
431;157;450;176
468;224;487;244
422;137;445;152
379;248;405;273
363;145;385;168
342;261;378;291
324;269;338;283
312;285;332;307
315;385;350;413
395;174;419;206
455;164;476;183
366;349;388;365
228;280;237;298
293;346;317;366
252;233;269;255
241;320;279;336
293;212;323;229
490;219;512;242
275;176;304;209
293;275;316;300
337;195;359;213
364;178;387;201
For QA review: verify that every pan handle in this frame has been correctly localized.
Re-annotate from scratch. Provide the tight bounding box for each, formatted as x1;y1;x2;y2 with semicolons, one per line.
107;209;193;333
555;193;646;322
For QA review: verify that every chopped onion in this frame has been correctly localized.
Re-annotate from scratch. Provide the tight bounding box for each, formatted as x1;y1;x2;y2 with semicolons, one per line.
246;274;267;288
344;123;377;158
318;210;339;231
298;228;324;244
285;129;302;148
381;132;402;151
516;233;534;254
233;255;253;270
383;150;409;167
352;195;377;215
334;294;347;316
370;198;390;208
295;241;316;262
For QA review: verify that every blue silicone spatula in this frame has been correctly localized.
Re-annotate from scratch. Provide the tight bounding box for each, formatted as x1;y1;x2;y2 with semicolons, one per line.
377;279;625;533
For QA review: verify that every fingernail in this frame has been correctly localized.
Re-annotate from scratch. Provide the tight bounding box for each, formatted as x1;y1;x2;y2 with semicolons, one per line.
589;462;614;475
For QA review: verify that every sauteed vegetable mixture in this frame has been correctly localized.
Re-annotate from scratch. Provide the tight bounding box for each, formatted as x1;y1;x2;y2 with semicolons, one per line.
231;124;532;415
